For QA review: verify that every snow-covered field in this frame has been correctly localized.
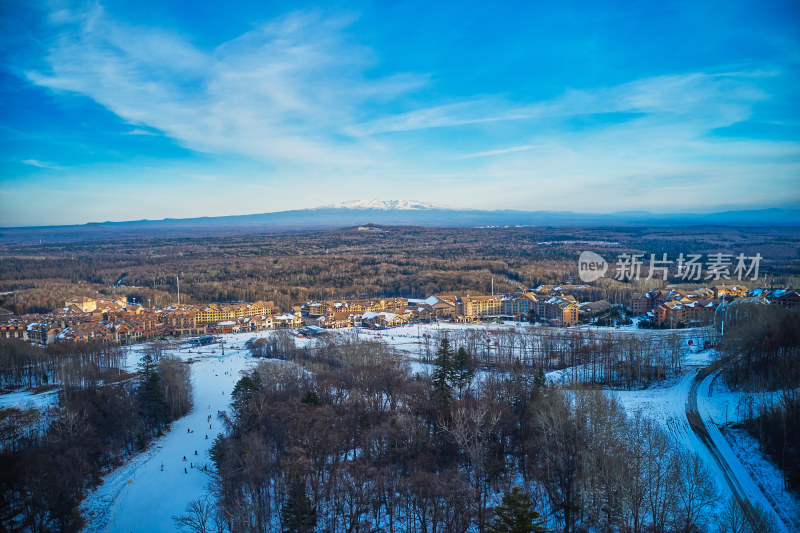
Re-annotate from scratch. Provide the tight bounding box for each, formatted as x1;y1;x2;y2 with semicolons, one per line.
74;324;798;532
0;387;59;410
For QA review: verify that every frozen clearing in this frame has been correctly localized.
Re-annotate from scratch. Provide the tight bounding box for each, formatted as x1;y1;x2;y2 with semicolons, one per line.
0;387;59;410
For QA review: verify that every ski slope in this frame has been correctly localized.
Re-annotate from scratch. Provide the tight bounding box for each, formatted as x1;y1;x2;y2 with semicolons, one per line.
81;334;260;532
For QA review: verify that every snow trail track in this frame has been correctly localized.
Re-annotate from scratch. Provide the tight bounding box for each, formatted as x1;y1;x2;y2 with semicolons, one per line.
688;362;792;532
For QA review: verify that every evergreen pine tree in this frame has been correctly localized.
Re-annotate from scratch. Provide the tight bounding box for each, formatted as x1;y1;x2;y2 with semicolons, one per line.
534;367;546;388
452;346;475;397
301;390;322;405
231;372;262;430
231;373;261;405
487;486;549;533
209;433;227;470
137;354;169;432
282;476;317;533
432;338;455;405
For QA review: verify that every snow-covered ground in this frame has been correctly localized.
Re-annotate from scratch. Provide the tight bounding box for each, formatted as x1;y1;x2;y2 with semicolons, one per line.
81;332;265;532
0;387;59;410
77;325;798;532
699;377;800;531
613;352;799;532
79;324;517;532
723;427;800;529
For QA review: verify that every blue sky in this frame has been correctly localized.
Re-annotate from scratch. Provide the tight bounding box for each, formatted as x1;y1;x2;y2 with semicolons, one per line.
1;0;799;226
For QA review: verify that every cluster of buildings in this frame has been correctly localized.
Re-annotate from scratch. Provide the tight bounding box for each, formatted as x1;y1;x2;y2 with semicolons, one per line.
0;283;795;345
0;297;293;345
303;297;414;329
0;286;596;346
629;285;799;327
303;288;589;329
0;296;162;344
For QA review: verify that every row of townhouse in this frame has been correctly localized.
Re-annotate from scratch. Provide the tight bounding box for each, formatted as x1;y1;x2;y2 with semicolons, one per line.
159;307;205;336
301;298;410;318
417;294;501;320
629;285;746;316
415;294;494;321
64;296;128;313
652;299;720;327
212;315;274;333
743;288;800;309
0;298;290;344
631;287;725;327
315;303;434;329
195;301;276;325
531;295;580;326
411;290;583;326
0;309;166;344
630;284;798;327
532;284;590;295
360;310;412;328
501;291;581;325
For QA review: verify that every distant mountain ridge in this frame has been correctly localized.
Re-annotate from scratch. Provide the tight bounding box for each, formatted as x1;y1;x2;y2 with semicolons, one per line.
320;200;452;210
1;203;798;243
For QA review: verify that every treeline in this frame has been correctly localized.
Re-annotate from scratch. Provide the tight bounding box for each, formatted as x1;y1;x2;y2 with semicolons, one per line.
0;343;192;532
718;303;800;493
197;337;748;533
253;327;708;389
742;390;800;493
421;326;713;389
719;303;800;391
0;340;125;390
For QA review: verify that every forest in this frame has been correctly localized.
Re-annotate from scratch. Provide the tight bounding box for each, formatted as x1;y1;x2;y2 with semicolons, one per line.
718;304;800;493
1;225;798;315
197;335;777;533
0;304;794;531
0;341;192;531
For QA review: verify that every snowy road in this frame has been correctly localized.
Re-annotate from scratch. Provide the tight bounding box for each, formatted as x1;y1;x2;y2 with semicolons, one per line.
614;356;797;532
612;354;800;532
693;365;798;532
686;364;766;528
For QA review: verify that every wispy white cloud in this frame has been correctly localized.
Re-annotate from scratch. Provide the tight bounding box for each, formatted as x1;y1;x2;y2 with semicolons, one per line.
22;159;63;170
125;128;160;136
459;145;538;159
353;71;768;136
28;6;425;169
18;4;799;218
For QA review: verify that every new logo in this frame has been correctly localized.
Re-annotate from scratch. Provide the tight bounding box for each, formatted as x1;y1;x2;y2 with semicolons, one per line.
578;251;607;282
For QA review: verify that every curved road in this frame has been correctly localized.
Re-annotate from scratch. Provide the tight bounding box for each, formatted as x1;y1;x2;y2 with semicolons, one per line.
686;362;787;531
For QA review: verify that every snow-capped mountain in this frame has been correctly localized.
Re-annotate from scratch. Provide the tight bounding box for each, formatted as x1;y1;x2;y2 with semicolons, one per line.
320;200;452;210
3;205;798;243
